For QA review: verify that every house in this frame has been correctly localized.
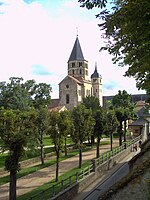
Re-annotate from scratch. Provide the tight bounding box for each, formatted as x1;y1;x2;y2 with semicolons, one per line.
128;101;150;141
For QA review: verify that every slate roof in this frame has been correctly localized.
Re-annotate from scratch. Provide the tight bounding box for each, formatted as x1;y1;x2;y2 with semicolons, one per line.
91;66;102;79
68;36;85;62
129;118;148;126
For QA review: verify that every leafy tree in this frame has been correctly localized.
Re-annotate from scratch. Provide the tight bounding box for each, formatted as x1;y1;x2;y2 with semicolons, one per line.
94;108;107;158
79;0;150;103
71;104;95;168
59;110;73;156
0;108;37;200
106;109;119;151
112;90;136;146
47;112;65;181
32;83;52;164
36;108;49;165
0;77;34;110
32;83;52;109
82;95;101;144
0;77;52;110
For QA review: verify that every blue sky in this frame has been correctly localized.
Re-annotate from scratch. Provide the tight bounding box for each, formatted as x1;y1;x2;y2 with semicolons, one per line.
0;0;145;98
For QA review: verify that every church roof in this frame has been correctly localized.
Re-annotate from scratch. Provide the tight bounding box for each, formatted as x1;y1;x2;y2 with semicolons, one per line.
91;65;102;79
68;36;85;62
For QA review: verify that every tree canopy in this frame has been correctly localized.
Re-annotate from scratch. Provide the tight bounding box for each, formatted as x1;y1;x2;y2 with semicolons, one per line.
79;0;150;103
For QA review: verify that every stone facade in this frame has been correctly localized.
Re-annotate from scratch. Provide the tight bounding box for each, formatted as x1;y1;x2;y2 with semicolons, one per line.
59;36;102;110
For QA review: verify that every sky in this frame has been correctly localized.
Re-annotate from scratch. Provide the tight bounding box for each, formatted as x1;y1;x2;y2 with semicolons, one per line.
0;0;146;98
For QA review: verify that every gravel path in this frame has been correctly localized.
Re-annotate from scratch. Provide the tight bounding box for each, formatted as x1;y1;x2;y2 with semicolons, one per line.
0;140;119;200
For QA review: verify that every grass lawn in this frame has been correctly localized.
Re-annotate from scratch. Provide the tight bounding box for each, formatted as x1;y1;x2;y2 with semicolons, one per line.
0;146;94;186
17;160;92;200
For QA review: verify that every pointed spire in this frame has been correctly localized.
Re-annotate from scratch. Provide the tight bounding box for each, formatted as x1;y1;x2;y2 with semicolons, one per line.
68;36;85;62
91;62;102;78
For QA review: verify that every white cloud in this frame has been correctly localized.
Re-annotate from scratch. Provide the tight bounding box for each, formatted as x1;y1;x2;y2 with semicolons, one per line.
0;0;145;98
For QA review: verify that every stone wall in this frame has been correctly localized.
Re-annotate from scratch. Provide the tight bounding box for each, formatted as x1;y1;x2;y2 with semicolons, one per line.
51;146;132;200
98;139;150;200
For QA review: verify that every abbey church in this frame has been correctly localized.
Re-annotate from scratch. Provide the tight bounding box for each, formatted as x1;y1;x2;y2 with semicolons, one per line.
57;35;103;110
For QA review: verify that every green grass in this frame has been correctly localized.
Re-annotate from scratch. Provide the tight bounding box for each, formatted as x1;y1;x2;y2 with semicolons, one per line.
17;160;92;200
0;146;94;186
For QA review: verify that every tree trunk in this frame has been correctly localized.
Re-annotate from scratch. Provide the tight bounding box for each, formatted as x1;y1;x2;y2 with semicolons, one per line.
40;144;44;165
110;132;113;151
9;170;17;200
64;137;67;157
119;122;123;146
79;146;82;168
91;134;95;145
56;151;59;182
96;137;100;158
124;120;127;149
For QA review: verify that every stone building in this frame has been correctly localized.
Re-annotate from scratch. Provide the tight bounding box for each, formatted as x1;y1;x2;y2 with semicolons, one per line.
58;35;102;110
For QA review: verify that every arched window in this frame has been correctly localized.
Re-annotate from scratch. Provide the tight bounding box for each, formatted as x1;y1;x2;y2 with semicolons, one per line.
66;94;69;104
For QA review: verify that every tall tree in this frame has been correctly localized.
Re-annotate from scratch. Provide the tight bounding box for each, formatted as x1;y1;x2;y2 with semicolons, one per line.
36;108;49;165
79;0;150;103
94;108;107;158
82;95;101;144
47;112;65;182
106;109;119;151
71;104;95;168
0;108;37;200
112;90;136;146
60;110;73;156
32;83;52;164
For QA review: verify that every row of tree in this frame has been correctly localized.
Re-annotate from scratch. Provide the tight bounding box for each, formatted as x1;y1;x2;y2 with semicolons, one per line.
0;77;136;200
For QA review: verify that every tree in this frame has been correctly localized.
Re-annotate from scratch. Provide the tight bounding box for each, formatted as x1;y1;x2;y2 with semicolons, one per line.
0;108;37;200
0;77;52;110
82;95;101;144
112;90;136;146
0;77;34;110
106;109;119;151
47;112;65;182
94;108;107;158
79;0;150;103
32;83;52;165
32;82;52;109
59;110;73;156
71;104;95;168
36;108;49;165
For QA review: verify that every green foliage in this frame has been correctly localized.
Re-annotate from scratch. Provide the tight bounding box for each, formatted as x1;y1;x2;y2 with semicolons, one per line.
0;108;37;172
79;0;150;103
78;0;107;9
106;109;119;134
32;83;52;109
0;77;52;111
94;108;107;137
71;104;95;146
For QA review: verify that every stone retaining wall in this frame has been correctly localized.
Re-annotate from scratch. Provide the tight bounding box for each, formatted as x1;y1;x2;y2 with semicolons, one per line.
51;146;132;200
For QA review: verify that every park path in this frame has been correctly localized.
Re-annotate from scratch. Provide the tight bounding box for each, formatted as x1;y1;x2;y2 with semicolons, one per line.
0;139;119;200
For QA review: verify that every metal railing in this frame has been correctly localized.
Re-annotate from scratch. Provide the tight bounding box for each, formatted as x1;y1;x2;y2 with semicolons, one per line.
28;135;142;200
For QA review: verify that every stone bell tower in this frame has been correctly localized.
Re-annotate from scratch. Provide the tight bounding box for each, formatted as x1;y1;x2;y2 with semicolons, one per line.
91;63;103;106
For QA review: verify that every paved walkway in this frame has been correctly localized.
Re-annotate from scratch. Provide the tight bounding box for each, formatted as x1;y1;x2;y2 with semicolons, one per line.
0;139;119;200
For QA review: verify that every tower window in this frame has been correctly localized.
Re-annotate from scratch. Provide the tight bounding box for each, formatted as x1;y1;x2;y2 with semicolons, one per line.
80;69;82;74
72;69;74;74
79;62;82;67
66;94;69;104
66;84;69;89
72;63;75;67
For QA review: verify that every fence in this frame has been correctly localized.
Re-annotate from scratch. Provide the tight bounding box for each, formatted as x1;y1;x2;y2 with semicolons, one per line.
28;135;142;200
